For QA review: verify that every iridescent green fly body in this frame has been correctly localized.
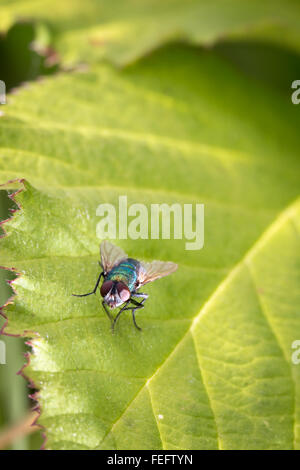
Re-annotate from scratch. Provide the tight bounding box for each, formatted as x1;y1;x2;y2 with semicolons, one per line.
73;240;177;332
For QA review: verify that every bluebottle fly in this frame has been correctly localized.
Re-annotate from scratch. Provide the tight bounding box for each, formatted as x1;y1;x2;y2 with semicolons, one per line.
72;240;178;332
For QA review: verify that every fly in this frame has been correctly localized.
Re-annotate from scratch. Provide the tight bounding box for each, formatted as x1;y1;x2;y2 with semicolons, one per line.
72;240;178;332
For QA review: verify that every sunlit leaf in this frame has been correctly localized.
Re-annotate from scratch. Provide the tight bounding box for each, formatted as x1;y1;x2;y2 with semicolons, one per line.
0;45;299;449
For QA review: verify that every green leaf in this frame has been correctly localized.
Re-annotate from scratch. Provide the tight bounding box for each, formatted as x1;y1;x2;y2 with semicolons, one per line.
1;0;300;65
1;45;299;449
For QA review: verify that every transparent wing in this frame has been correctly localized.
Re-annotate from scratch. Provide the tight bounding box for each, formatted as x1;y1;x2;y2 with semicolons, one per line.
138;260;178;286
100;240;128;273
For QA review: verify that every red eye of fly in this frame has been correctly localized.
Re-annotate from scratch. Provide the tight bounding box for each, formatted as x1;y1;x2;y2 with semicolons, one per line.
116;282;130;302
100;280;113;297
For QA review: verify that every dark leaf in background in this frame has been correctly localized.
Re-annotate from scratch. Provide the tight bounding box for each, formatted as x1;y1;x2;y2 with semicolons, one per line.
0;21;58;92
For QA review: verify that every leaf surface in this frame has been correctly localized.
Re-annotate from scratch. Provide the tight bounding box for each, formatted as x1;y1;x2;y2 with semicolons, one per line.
0;45;299;449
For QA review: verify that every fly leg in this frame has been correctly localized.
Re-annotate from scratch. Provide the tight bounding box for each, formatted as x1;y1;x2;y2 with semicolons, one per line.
72;271;104;297
129;293;148;331
113;297;145;332
112;294;148;333
111;299;131;333
112;297;146;332
129;297;146;331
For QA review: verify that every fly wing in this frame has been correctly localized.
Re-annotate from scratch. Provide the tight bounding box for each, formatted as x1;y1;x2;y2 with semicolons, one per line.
138;260;178;287
100;240;128;273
